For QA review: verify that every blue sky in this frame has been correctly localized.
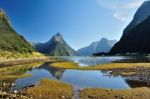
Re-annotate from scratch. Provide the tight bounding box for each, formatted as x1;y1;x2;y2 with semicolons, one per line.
0;0;145;50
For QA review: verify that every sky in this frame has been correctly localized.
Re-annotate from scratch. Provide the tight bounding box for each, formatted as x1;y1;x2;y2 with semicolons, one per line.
0;0;145;50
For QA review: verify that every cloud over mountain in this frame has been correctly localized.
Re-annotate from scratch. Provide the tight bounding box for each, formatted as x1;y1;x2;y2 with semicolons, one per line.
96;0;144;22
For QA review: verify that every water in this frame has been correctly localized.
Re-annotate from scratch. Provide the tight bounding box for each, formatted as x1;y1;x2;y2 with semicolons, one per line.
12;64;130;90
12;56;150;90
57;56;131;66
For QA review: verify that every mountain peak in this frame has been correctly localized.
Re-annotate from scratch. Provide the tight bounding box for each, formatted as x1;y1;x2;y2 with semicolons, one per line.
0;8;11;30
100;37;108;41
36;33;76;56
0;8;35;53
55;32;62;36
0;8;5;15
123;0;150;36
77;38;117;56
52;32;63;42
143;0;150;4
110;1;150;54
0;8;8;19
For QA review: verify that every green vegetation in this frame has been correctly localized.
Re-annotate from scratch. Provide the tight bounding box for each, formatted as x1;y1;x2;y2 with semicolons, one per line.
0;62;43;80
0;10;47;60
27;79;74;99
0;29;34;54
0;74;31;80
0;50;45;59
0;9;35;58
80;87;150;99
51;62;78;69
49;42;71;56
51;62;150;70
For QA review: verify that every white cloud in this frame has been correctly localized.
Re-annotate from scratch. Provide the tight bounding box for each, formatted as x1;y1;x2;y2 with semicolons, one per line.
96;0;145;22
113;12;126;22
120;1;144;9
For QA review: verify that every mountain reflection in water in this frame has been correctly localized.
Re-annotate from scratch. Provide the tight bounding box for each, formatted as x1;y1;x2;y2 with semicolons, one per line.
38;63;65;80
12;60;150;90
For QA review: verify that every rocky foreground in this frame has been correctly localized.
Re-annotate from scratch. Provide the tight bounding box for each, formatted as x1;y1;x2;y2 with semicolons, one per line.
0;81;30;99
1;79;150;99
80;87;150;99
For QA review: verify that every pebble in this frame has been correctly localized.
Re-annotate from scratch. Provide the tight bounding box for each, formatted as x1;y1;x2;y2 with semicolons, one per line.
106;89;111;92
3;83;6;86
14;90;18;94
88;95;93;98
61;96;65;98
11;83;15;86
59;95;65;98
121;96;126;99
2;92;7;95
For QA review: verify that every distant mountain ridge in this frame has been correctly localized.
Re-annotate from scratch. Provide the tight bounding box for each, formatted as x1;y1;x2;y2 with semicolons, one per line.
36;33;76;56
0;8;34;53
77;38;117;56
110;1;150;54
123;0;150;36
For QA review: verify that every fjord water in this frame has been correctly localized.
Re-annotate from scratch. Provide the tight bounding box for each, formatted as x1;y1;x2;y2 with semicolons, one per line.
56;56;150;66
56;56;131;66
12;65;130;90
12;56;149;90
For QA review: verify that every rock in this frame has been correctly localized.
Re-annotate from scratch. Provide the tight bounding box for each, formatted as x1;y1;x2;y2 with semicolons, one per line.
59;95;65;98
88;95;93;98
11;83;15;86
121;96;126;99
3;92;7;95
115;95;118;98
3;83;6;86
106;89;111;92
39;94;42;97
13;90;18;94
12;94;16;98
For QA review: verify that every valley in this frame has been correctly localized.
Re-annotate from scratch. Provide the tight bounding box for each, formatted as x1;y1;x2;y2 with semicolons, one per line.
1;0;150;99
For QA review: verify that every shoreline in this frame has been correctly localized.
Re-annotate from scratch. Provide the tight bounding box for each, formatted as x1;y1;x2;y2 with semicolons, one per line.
0;57;56;67
1;61;150;98
1;59;150;98
50;61;150;70
1;78;150;99
50;62;150;86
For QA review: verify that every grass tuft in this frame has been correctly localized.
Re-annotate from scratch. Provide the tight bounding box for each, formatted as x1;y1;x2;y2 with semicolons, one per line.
27;79;74;99
51;62;150;70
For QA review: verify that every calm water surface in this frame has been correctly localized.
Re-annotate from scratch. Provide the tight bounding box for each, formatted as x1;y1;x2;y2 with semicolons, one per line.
12;56;150;90
56;56;129;66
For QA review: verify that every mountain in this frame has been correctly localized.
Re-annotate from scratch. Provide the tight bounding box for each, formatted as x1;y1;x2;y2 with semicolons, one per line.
77;38;117;56
0;8;34;53
39;63;65;80
123;0;150;36
36;33;76;56
77;41;99;56
110;1;150;55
